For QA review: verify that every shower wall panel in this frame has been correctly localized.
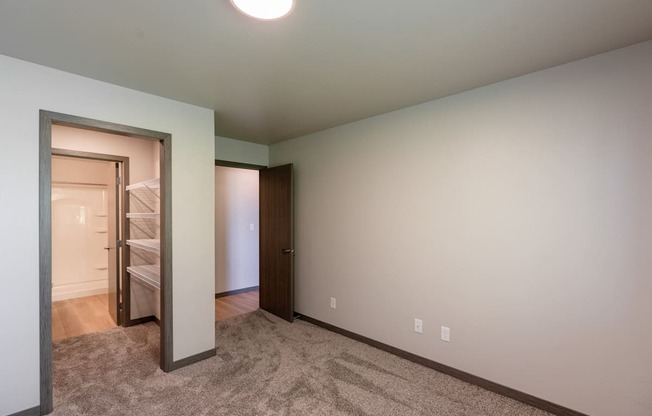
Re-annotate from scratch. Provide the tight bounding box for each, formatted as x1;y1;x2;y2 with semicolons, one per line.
52;185;109;301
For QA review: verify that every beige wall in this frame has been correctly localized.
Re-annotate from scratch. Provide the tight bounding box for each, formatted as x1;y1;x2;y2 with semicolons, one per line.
52;125;160;185
52;156;112;185
215;135;268;167
270;41;652;416
215;166;259;294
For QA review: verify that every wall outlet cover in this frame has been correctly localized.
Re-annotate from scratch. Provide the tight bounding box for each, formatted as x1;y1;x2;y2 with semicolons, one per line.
441;326;450;342
414;318;423;334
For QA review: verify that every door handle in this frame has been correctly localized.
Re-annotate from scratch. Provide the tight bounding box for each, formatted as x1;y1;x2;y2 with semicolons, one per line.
282;248;295;255
104;247;112;250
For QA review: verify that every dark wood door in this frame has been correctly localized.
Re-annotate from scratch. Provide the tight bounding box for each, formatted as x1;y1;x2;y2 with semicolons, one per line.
259;164;294;322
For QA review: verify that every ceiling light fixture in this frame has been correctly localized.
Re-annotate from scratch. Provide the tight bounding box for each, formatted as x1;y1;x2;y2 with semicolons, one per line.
230;0;295;21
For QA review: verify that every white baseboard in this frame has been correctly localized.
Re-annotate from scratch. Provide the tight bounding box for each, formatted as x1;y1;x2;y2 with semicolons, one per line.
52;280;108;301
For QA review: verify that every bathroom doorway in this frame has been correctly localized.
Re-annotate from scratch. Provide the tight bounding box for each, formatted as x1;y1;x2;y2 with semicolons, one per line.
50;150;127;339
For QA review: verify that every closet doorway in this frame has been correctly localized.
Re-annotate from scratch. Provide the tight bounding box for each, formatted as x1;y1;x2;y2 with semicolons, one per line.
39;111;173;414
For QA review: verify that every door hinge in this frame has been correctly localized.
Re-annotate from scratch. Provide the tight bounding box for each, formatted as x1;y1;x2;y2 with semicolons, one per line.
117;176;122;185
119;303;123;310
117;240;122;248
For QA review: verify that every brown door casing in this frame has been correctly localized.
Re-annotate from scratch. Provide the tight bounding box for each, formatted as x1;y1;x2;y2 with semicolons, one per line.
259;164;294;322
107;162;121;325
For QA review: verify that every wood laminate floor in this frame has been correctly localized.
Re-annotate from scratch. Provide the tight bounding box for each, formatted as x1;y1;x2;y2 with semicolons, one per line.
52;294;117;341
53;290;260;341
215;290;259;321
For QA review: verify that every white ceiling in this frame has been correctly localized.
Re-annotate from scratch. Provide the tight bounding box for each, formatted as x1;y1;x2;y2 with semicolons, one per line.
1;1;652;145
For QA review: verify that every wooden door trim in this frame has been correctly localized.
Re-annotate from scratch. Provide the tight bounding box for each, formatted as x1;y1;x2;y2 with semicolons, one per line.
39;111;173;415
215;159;267;171
51;148;129;327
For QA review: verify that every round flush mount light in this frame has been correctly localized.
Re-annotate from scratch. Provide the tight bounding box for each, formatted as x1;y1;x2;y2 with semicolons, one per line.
230;0;295;21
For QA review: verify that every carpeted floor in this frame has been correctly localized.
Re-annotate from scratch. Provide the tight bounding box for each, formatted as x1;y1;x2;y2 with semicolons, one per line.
52;310;552;415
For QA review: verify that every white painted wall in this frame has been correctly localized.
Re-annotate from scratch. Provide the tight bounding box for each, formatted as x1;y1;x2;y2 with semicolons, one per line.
0;54;215;415
215;135;268;167
270;41;652;416
215;166;259;294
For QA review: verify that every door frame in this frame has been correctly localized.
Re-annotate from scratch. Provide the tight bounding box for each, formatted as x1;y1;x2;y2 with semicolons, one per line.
215;160;267;171
39;111;173;414
51;149;129;326
214;160;266;302
214;161;294;322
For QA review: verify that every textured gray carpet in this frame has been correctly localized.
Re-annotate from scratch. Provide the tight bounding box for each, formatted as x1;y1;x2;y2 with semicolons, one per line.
52;310;552;415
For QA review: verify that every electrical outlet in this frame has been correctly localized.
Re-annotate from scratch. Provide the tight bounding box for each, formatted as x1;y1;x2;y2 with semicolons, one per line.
330;297;336;309
249;223;255;231
414;319;423;334
441;326;450;342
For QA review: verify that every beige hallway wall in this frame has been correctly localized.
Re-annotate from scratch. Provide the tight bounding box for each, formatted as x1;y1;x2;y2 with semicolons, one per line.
270;41;652;416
